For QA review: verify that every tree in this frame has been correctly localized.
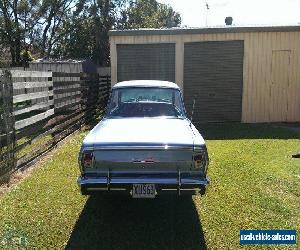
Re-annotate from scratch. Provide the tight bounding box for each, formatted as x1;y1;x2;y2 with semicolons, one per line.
0;0;77;65
53;0;127;65
0;0;181;66
0;0;23;66
37;0;76;58
117;0;181;29
54;0;181;66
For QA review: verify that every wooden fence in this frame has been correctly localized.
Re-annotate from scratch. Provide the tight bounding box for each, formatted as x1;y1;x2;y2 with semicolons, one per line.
0;69;110;183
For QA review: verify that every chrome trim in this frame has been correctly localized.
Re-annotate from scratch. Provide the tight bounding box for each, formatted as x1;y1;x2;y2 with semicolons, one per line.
87;187;108;191
87;187;127;191
193;144;207;151
78;178;210;185
132;160;156;164
178;169;181;195
81;146;93;151
161;188;201;191
77;171;210;194
112;86;180;90
81;144;207;153
107;168;111;190
92;145;194;151
81;142;196;151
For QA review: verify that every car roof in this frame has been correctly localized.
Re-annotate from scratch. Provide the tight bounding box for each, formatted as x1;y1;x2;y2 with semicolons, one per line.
112;80;180;90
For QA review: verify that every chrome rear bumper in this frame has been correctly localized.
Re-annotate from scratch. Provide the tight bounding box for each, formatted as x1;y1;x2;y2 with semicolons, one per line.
77;171;210;196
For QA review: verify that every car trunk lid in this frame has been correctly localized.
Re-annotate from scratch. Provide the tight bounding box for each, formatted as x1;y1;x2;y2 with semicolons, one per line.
83;117;197;147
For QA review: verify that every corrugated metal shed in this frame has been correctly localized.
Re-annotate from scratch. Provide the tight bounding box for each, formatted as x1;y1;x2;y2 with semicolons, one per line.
109;25;300;123
117;44;175;82
184;40;244;122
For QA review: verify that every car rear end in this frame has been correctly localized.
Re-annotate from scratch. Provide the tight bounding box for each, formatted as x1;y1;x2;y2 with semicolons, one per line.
78;144;209;198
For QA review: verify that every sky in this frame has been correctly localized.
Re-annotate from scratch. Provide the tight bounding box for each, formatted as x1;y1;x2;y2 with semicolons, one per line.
158;0;300;27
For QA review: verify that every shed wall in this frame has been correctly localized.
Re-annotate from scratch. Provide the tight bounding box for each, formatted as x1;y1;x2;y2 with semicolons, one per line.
110;31;300;123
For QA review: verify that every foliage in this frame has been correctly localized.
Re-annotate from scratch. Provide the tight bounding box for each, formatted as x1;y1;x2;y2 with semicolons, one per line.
37;0;76;58
53;0;124;65
54;0;181;66
21;49;34;67
0;0;181;66
0;0;80;65
0;124;299;248
118;0;181;29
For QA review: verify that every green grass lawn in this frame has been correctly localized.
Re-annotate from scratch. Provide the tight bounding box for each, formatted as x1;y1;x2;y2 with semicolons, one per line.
0;124;299;249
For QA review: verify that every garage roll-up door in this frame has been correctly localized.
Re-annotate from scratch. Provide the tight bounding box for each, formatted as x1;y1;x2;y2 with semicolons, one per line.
184;40;244;123
117;44;175;82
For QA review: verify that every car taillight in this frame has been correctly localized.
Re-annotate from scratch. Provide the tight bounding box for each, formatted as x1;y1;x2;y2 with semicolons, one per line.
193;153;204;169
82;152;94;168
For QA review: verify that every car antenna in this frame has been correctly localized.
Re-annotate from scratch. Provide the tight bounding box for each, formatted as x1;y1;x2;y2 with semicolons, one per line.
190;98;196;127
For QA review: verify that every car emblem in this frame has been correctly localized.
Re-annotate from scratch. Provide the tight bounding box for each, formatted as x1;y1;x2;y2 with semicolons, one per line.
132;158;155;163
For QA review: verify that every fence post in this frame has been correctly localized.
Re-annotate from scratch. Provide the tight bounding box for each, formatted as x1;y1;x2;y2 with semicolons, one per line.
0;70;16;181
80;72;87;126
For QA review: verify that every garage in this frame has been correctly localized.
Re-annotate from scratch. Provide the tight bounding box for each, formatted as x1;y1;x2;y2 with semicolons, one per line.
109;26;300;123
184;41;244;122
117;43;175;82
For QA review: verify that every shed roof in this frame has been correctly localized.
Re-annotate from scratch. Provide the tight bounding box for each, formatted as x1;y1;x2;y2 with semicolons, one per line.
109;25;300;36
112;80;180;89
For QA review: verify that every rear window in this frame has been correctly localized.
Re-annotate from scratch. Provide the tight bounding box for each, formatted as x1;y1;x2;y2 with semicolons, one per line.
106;87;186;118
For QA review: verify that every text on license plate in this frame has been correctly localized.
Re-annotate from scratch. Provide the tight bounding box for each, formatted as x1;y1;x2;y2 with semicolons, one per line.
132;184;156;198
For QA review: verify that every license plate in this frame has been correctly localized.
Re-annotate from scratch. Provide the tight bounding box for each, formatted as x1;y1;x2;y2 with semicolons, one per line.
132;184;156;198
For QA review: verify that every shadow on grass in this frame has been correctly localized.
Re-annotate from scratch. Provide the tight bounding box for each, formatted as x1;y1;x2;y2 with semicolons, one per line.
66;196;206;249
196;123;300;140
